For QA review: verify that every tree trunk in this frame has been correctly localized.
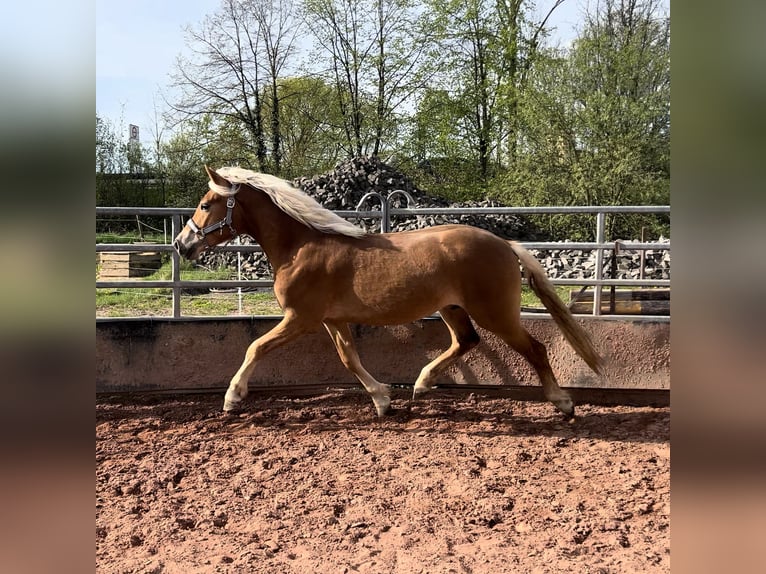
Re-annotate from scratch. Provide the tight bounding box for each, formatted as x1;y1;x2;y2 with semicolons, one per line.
271;79;281;173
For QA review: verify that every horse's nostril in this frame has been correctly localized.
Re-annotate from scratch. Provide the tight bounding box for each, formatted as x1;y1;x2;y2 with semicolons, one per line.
173;240;181;253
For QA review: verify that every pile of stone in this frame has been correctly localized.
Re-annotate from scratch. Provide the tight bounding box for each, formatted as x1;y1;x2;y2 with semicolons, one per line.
293;155;530;237
293;155;430;212
529;237;671;280
198;156;531;278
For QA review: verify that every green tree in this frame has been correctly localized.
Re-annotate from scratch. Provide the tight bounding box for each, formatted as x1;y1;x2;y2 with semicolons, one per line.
501;0;670;239
171;0;301;173
301;0;431;157
301;0;368;156
96;114;127;175
404;88;489;200
161;112;275;206
572;0;670;203
418;0;563;182
161;117;214;207
424;0;502;180
271;76;347;176
97;114;125;207
97;114;155;207
253;0;302;173
409;89;465;161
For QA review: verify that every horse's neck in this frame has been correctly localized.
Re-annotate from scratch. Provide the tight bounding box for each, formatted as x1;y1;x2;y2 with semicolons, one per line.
241;189;314;271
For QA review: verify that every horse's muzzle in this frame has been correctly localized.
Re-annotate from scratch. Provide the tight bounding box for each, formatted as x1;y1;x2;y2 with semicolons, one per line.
173;229;203;260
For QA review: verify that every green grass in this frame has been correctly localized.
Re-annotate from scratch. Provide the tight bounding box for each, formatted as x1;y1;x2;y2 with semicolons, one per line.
520;285;574;310
97;231;577;317
97;227;572;317
97;289;284;318
96;258;284;317
97;258;567;318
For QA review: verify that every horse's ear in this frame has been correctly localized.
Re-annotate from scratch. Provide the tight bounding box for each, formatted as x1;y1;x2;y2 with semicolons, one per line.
205;164;220;185
204;165;228;188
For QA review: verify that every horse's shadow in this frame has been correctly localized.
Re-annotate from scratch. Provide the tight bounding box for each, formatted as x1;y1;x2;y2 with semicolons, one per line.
97;390;669;445
254;397;668;445
385;403;669;445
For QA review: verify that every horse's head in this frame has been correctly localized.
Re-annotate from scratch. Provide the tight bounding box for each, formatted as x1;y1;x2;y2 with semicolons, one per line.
173;166;243;260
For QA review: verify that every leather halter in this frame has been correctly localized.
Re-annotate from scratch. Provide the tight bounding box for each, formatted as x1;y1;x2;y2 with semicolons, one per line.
186;196;237;239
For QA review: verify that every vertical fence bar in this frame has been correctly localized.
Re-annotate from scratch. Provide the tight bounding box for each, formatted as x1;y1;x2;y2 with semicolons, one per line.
381;198;390;233
386;190;415;234
355;192;385;233
593;211;606;316
171;214;182;318
610;241;619;314
236;235;242;315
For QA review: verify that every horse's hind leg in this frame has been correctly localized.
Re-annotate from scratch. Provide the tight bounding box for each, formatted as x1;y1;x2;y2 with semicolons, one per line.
323;321;391;417
498;325;574;417
412;305;481;398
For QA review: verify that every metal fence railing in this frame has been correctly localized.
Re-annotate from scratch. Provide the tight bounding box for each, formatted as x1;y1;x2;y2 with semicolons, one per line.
96;202;670;321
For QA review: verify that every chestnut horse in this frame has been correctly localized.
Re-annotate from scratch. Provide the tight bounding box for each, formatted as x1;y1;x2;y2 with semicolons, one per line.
174;166;604;418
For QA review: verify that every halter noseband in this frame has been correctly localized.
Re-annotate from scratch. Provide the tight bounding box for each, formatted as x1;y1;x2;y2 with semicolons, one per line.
186;196;237;239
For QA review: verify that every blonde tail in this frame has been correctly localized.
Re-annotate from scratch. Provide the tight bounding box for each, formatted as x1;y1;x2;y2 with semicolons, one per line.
509;241;605;376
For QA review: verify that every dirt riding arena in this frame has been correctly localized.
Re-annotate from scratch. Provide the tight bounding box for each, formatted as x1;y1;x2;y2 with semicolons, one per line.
96;390;669;573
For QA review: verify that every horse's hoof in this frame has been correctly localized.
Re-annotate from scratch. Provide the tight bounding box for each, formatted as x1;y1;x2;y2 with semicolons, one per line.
552;396;574;418
562;406;576;423
223;389;243;412
374;395;392;418
411;384;431;401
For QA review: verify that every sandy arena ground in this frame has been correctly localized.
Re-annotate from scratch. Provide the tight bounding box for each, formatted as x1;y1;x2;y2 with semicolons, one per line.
96;390;669;573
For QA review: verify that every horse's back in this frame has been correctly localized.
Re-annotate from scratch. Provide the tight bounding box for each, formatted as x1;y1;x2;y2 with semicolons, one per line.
382;224;516;267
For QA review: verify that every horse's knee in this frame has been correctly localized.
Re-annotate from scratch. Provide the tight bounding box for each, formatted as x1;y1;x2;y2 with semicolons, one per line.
244;342;262;364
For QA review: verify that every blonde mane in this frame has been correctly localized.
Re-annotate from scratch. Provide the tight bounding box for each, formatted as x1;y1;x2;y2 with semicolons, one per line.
212;167;367;238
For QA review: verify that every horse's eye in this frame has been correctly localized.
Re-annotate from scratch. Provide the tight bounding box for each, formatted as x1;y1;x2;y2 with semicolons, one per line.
200;203;210;212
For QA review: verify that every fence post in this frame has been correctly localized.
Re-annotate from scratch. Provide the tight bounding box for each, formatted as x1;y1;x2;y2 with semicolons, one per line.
381;197;391;233
356;190;415;233
593;212;606;316
385;190;415;234
355;192;385;233
171;214;182;318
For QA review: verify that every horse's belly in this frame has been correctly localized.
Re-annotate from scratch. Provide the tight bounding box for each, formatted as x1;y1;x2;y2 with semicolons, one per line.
326;282;455;325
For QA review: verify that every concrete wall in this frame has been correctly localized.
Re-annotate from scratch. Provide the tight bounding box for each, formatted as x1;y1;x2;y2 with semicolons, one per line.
96;317;669;393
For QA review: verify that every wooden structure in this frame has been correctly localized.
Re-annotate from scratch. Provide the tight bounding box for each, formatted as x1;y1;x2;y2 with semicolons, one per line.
98;249;162;279
569;288;670;316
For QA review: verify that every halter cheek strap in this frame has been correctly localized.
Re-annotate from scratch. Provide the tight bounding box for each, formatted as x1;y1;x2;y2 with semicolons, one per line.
186;196;237;238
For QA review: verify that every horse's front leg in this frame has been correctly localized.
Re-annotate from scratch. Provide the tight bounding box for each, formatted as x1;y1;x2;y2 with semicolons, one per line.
224;312;307;412
323;321;391;417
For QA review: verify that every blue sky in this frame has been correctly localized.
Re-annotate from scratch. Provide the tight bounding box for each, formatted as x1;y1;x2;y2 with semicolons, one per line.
97;0;219;139
95;0;592;143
